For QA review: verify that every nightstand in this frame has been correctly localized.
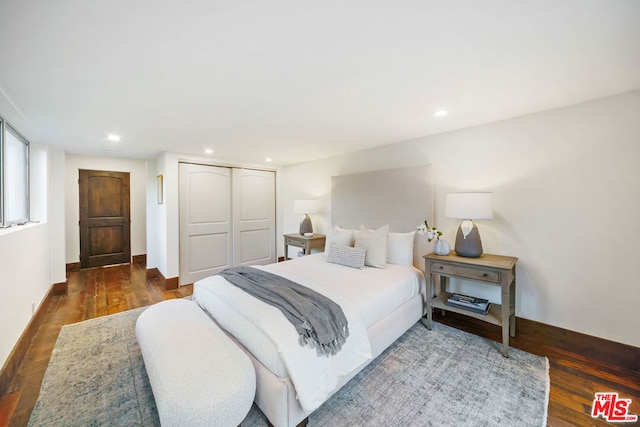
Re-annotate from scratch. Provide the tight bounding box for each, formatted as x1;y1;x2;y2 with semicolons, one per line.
424;252;518;357
283;233;326;260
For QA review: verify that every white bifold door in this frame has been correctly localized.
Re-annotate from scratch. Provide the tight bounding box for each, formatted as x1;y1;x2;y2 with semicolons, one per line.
179;163;275;285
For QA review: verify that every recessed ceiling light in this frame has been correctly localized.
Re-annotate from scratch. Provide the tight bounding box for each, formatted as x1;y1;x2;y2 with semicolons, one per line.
434;110;448;117
265;158;273;163
106;133;122;142
204;148;214;155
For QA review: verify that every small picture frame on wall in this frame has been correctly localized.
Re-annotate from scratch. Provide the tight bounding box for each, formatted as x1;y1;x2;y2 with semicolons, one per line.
157;175;163;204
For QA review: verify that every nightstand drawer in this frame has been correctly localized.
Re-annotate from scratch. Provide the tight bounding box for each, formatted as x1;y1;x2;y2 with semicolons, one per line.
430;261;500;283
285;237;302;246
283;233;326;260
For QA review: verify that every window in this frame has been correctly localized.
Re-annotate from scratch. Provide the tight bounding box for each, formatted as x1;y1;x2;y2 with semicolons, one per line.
0;117;30;227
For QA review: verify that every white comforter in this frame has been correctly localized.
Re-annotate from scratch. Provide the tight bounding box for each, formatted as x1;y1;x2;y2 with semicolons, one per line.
193;254;423;412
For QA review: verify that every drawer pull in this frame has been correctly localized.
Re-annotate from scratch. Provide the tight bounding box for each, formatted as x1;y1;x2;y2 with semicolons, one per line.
483;273;488;277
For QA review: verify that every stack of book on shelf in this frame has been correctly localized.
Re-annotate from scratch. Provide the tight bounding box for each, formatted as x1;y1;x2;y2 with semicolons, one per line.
446;293;491;315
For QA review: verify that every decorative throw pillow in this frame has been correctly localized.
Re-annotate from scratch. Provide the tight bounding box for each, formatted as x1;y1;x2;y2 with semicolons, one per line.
387;231;415;266
354;224;389;268
324;225;355;254
326;242;366;269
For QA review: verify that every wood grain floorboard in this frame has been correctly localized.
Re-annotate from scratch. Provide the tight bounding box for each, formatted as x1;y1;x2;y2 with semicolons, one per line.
1;263;638;426
432;311;639;426
0;262;192;427
0;393;19;427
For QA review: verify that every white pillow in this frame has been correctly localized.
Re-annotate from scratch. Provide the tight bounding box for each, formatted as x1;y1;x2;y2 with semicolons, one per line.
324;225;355;253
387;231;415;266
354;224;389;268
326;242;366;269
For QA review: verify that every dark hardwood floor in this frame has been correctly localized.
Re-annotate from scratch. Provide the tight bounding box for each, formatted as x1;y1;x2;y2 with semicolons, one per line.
0;262;192;427
1;262;638;426
432;311;640;427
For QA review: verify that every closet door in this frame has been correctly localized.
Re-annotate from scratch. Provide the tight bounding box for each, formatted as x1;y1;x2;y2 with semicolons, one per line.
232;168;276;266
179;163;232;284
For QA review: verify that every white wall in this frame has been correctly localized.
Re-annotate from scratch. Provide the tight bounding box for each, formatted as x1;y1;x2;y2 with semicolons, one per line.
48;148;66;284
0;144;65;371
280;91;640;347
64;154;147;264
0;224;51;369
145;156;164;274
143;152;178;280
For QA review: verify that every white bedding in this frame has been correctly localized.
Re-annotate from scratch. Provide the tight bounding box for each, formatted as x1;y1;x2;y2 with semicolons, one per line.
193;253;424;412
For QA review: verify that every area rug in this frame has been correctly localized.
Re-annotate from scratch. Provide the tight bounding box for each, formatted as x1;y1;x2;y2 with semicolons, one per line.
28;306;549;427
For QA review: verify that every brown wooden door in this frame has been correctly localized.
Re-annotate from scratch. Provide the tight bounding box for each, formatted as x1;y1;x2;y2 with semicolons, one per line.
79;170;131;269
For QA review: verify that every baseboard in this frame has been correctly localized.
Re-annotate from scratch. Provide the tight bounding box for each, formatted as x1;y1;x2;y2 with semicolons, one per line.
132;254;146;265
518;316;639;373
65;262;80;275
145;267;179;290
52;280;68;295
165;277;179;290
145;267;159;280
0;282;60;397
66;254;146;273
432;311;640;373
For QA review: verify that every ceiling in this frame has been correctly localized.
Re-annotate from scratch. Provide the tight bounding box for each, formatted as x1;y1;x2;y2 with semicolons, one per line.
1;1;639;166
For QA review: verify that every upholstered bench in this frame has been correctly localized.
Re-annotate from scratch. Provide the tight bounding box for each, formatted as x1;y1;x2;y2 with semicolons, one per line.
135;299;256;427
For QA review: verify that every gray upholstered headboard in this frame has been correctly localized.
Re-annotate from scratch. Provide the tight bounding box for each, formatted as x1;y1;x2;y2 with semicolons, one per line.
330;165;433;271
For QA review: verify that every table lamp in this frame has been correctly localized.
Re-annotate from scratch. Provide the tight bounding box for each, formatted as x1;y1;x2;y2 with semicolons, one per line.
445;192;492;257
293;199;317;236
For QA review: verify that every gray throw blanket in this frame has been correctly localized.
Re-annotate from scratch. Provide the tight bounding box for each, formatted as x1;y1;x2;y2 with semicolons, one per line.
218;266;349;357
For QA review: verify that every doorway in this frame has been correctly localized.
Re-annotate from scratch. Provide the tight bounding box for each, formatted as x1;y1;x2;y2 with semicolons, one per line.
79;169;131;269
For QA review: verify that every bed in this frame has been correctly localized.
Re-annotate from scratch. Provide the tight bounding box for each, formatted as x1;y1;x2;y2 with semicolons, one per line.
193;165;433;427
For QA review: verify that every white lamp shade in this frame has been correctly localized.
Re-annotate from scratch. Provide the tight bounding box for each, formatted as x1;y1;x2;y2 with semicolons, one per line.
445;192;493;220
293;199;317;214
